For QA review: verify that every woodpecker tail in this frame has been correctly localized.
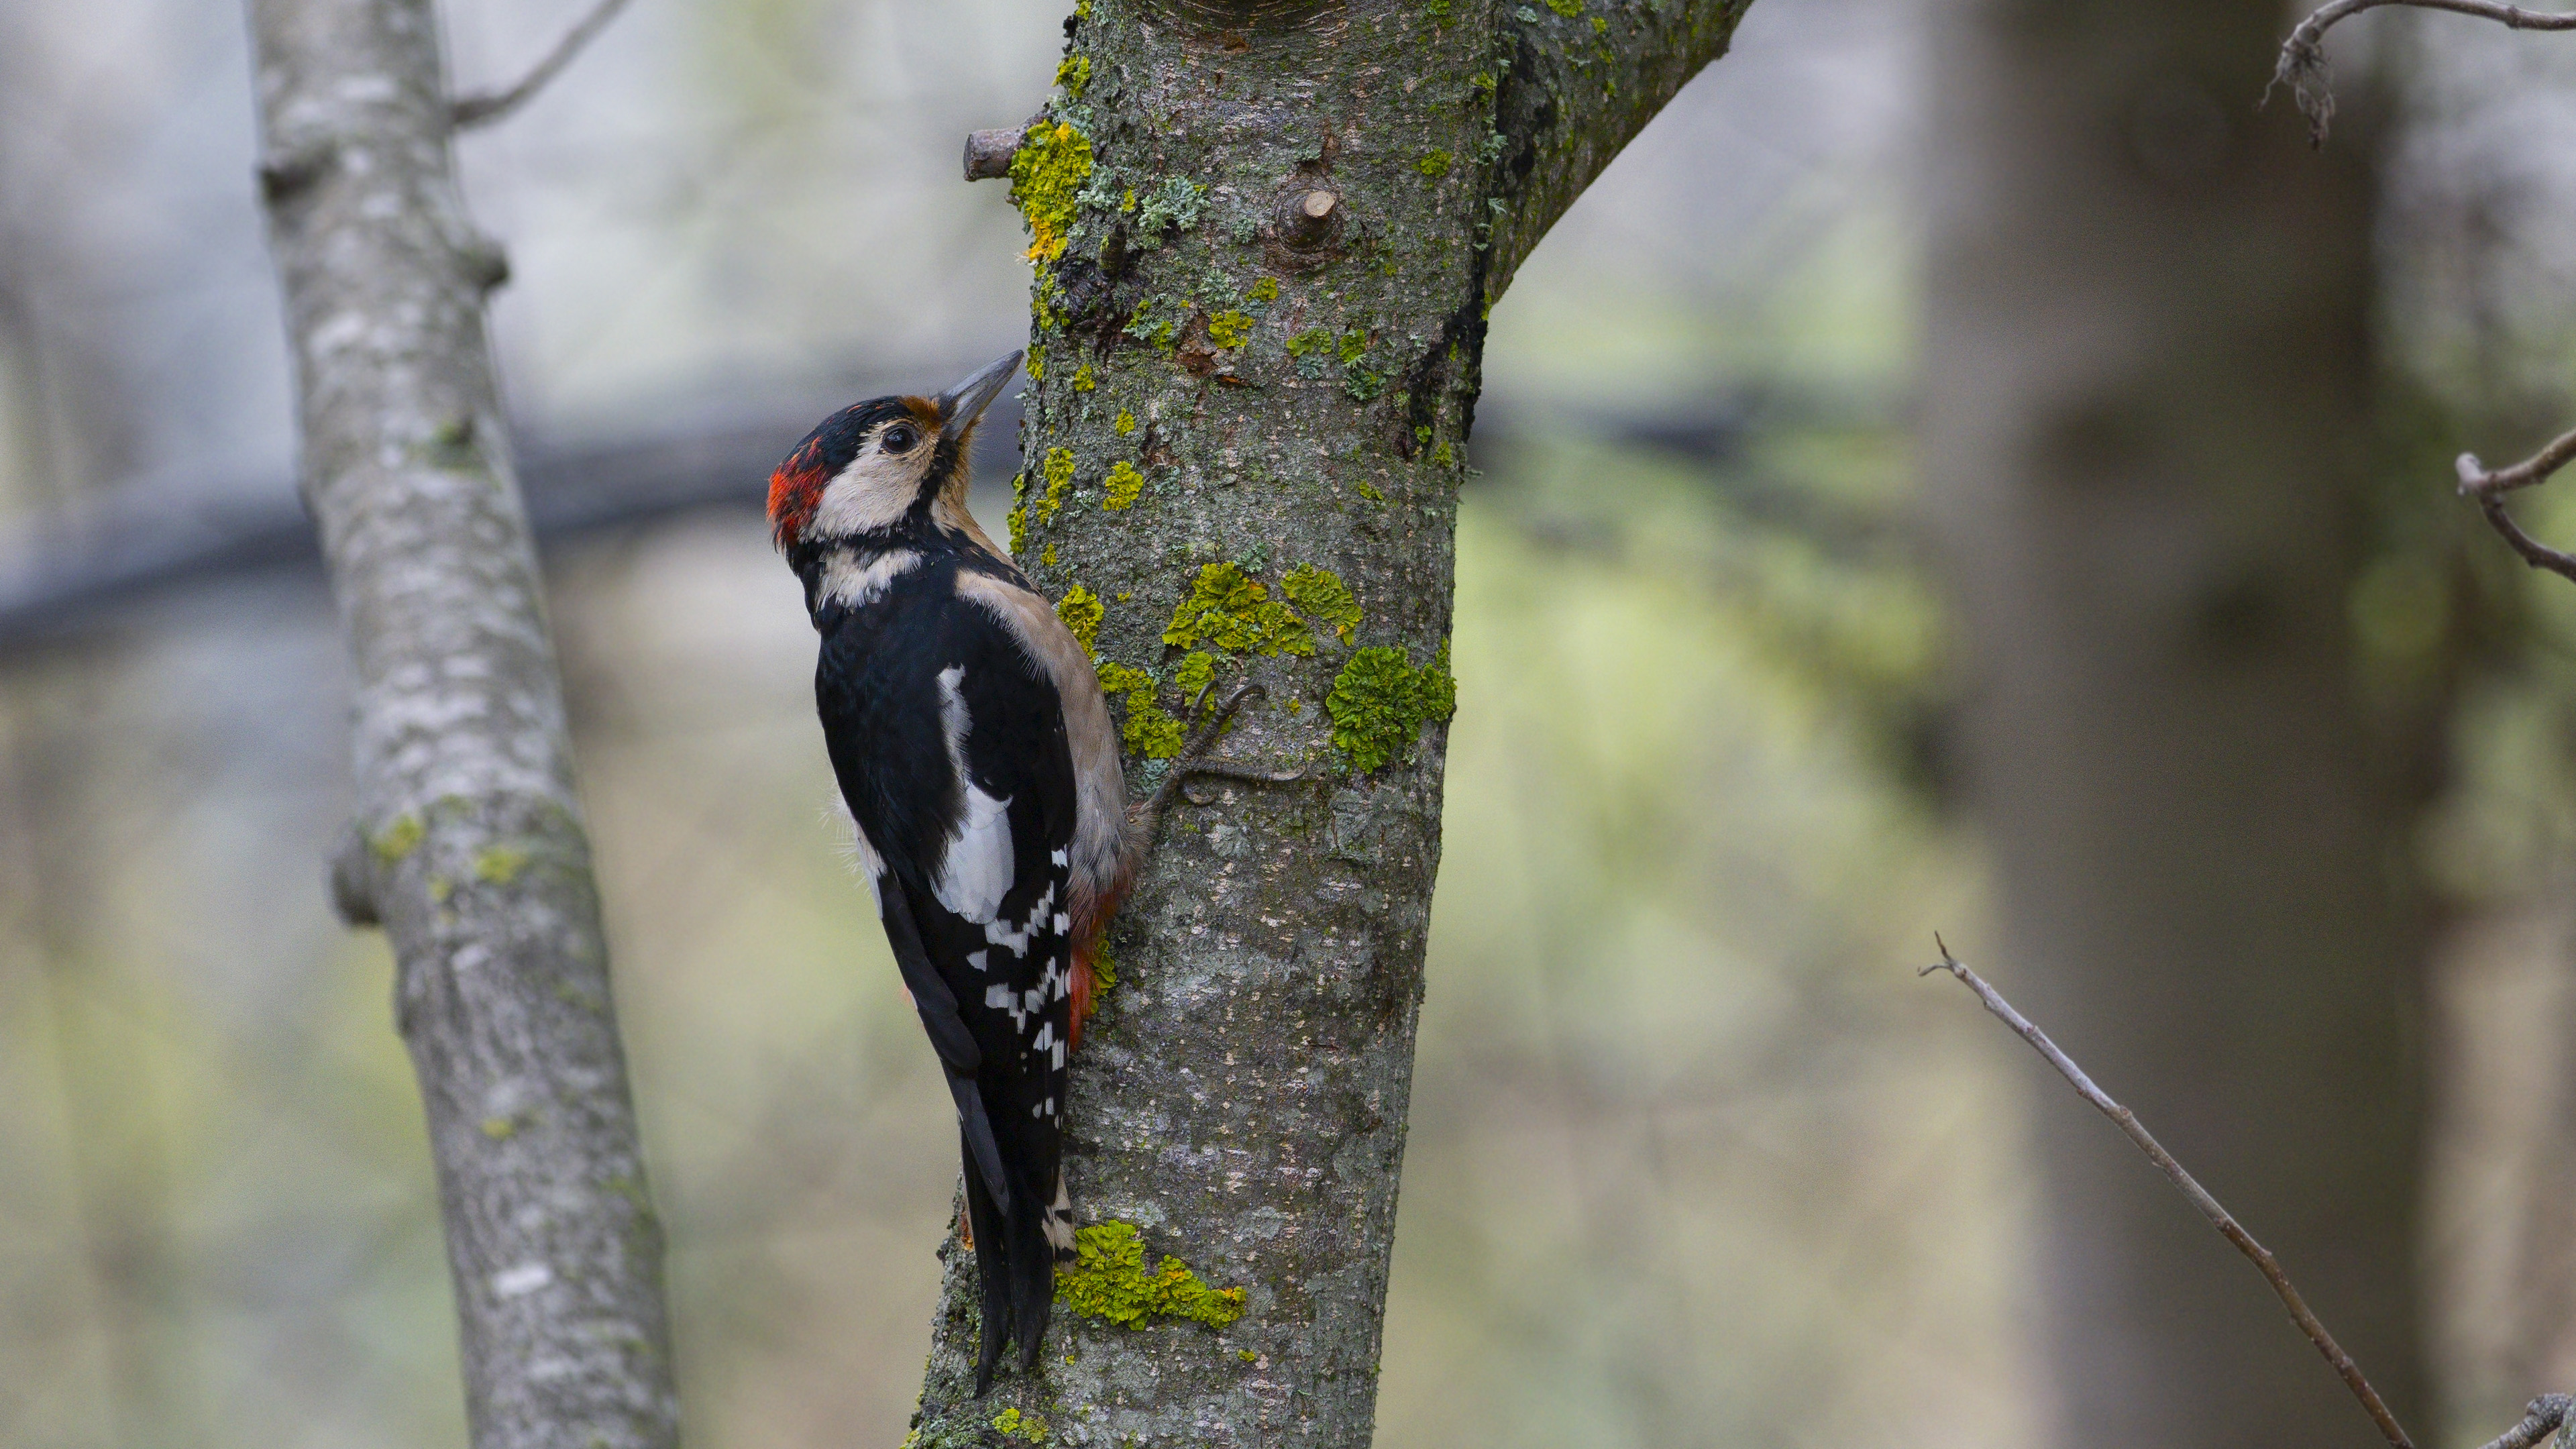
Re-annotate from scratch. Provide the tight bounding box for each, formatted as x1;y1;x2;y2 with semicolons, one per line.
960;1134;1064;1395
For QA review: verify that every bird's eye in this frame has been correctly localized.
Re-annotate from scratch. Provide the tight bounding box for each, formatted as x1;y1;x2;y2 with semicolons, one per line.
883;424;920;453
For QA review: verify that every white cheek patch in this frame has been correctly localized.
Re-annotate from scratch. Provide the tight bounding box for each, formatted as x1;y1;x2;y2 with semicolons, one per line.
931;665;1015;922
810;442;931;537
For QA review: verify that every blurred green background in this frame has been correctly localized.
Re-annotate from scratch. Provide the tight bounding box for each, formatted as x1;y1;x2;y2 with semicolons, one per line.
11;0;2576;1445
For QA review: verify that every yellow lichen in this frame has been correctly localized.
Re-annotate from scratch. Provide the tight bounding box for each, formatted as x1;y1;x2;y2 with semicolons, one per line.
1114;409;1136;435
1281;566;1362;644
1326;640;1456;771
1057;585;1104;657
1208;310;1253;348
1055;1221;1246;1330
1008;121;1093;264
991;1407;1049;1444
1054;54;1090;97
473;844;529;885
371;813;424;863
1249;277;1281;303
1103;460;1146;511
1163;562;1316;657
1035;447;1075;527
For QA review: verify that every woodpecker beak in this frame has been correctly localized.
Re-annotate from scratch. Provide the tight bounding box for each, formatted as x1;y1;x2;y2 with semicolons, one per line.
936;352;1022;441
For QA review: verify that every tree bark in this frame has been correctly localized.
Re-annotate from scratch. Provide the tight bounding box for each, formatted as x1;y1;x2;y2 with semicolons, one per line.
244;3;681;1446
1921;3;2423;1447
907;3;1746;1444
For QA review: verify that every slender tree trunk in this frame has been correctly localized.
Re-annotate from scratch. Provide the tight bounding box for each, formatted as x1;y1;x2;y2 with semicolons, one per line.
244;3;680;1446
908;3;1746;1444
1921;3;2422;1446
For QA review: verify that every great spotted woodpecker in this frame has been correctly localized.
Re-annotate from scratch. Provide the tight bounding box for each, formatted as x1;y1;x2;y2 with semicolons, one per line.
767;353;1157;1393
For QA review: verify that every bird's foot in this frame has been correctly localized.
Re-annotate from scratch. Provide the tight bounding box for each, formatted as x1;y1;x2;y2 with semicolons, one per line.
1137;684;1303;828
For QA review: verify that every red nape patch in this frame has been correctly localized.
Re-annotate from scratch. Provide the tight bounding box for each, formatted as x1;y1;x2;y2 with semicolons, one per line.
767;438;828;548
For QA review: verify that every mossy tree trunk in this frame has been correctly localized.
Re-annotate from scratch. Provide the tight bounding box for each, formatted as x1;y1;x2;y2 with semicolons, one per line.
246;2;682;1446
912;2;1748;1444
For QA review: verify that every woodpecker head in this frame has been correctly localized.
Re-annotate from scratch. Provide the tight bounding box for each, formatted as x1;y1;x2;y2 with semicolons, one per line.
768;352;1021;551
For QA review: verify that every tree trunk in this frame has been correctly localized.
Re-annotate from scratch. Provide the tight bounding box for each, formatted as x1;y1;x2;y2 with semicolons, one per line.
907;3;1746;1444
1921;3;2422;1447
244;3;681;1446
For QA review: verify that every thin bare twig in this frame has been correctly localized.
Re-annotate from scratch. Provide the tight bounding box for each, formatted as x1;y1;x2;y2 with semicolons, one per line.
2273;0;2576;144
450;0;638;129
2457;424;2576;498
1920;936;2416;1449
2472;492;2576;582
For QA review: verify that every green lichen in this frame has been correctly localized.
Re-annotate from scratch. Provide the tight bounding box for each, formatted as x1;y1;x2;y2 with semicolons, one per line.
1433;440;1455;468
1336;328;1370;366
1175;651;1217;699
1133;176;1208;244
1208;310;1254;348
1416;150;1452;176
1114;409;1137;436
1248;276;1281;303
1344;367;1385;402
991;1407;1049;1444
1326;640;1456;771
1057;585;1104;657
1103;460;1146;511
372;813;424;862
473;845;530;885
1355;479;1386;504
1123;295;1181;350
1163;562;1316;657
1009;121;1093;264
1054;54;1090;98
1281;566;1362;644
1285;327;1333;359
1055;1221;1247;1330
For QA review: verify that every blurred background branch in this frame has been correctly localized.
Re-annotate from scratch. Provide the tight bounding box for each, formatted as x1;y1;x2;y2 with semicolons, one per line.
245;0;678;1440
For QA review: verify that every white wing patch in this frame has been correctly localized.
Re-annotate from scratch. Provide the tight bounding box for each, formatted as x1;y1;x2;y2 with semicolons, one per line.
930;665;1014;922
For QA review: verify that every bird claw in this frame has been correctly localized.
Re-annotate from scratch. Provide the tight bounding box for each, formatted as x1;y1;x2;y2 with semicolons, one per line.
1136;683;1297;827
